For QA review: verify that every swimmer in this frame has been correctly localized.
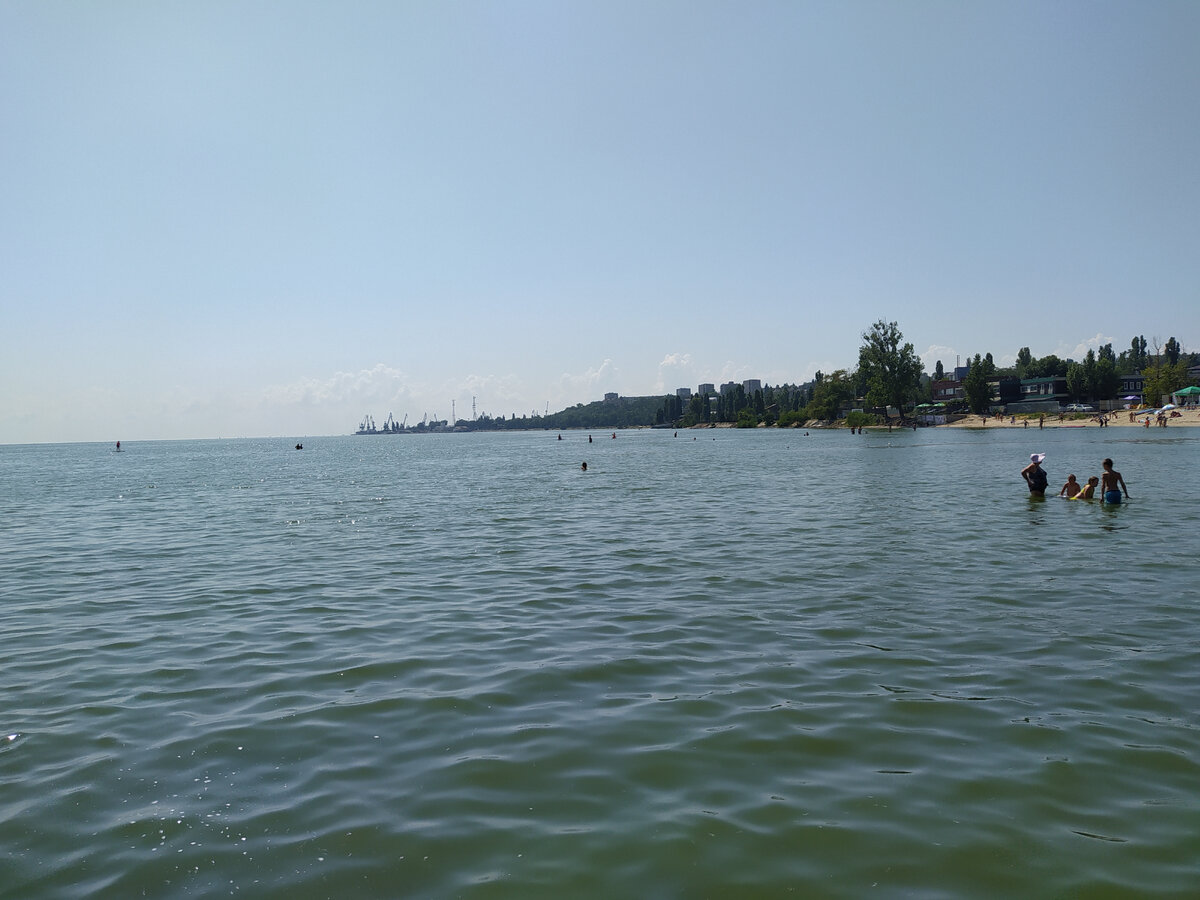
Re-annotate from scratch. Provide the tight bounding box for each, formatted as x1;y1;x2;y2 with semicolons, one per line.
1022;452;1049;496
1073;476;1099;499
581;461;587;471
1100;458;1129;504
1059;475;1081;498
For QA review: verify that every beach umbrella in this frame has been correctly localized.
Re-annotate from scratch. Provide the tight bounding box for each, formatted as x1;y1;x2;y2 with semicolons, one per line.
1161;403;1176;411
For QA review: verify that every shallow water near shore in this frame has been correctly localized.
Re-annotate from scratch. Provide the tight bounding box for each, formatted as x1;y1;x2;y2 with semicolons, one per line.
3;427;1199;898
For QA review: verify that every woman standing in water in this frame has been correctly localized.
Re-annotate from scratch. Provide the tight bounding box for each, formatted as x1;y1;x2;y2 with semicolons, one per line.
1022;453;1048;496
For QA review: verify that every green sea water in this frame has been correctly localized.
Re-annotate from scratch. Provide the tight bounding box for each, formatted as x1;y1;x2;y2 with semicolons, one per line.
2;427;1198;898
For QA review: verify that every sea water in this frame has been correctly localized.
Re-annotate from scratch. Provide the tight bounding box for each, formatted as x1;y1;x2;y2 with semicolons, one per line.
2;428;1198;898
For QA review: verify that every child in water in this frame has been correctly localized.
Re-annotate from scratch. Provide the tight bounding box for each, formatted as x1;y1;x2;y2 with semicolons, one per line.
1059;475;1081;498
1100;458;1129;504
1071;476;1100;499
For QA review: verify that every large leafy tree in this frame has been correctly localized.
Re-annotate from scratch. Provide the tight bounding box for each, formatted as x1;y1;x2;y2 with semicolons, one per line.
1164;337;1182;366
1015;347;1033;379
857;320;922;417
1026;353;1068;378
1094;356;1119;401
1143;361;1191;406
963;354;995;412
805;369;855;420
1066;361;1088;401
1118;335;1148;374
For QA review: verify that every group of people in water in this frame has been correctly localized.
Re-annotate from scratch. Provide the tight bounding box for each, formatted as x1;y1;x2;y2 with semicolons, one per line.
1022;453;1130;504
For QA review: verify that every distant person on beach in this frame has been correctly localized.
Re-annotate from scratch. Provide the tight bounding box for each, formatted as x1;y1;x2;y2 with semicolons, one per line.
1100;458;1129;504
1075;476;1099;499
1022;453;1049;496
1059;475;1081;498
1039;415;1045;429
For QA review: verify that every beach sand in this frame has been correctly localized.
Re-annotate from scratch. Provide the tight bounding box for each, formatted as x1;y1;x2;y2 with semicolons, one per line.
943;408;1200;429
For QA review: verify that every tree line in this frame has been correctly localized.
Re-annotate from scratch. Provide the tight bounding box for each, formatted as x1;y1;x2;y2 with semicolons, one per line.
655;324;1197;426
430;324;1195;432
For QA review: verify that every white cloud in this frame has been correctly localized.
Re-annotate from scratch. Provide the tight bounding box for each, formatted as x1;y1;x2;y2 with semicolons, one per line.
920;344;959;375
538;359;619;408
1054;333;1114;362
716;360;751;383
658;352;692;369
653;353;695;393
260;364;417;407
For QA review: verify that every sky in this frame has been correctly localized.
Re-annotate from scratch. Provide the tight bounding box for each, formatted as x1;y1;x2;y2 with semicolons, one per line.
2;0;1198;442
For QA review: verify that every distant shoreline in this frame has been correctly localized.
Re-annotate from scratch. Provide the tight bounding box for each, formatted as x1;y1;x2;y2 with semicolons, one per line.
941;409;1200;429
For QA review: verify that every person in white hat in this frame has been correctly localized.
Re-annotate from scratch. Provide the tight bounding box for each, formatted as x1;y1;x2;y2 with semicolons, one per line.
1022;453;1048;496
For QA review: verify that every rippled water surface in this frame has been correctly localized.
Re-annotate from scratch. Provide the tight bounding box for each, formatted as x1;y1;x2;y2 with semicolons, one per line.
3;428;1199;898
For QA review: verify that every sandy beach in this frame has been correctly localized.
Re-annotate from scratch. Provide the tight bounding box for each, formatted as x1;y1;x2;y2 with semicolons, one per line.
943;408;1200;428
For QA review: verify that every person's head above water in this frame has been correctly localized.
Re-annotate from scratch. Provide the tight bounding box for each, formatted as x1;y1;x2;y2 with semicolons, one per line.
581;462;587;471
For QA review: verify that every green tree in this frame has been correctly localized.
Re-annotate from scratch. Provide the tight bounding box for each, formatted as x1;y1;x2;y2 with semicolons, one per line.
1124;335;1148;372
933;360;945;381
1026;354;1067;378
1094;356;1119;402
1142;361;1190;406
805;369;855;420
1065;361;1087;401
962;354;994;413
1015;347;1033;379
857;320;923;418
1165;337;1181;366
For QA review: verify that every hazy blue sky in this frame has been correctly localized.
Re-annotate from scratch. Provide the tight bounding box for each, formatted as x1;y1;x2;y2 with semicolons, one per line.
3;1;1197;442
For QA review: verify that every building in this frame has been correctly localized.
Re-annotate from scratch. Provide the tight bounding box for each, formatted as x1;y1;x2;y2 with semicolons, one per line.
676;387;692;399
931;379;962;403
719;381;738;396
995;376;1021;404
697;383;715;395
1018;376;1069;405
603;392;619;402
1118;374;1143;400
742;379;762;394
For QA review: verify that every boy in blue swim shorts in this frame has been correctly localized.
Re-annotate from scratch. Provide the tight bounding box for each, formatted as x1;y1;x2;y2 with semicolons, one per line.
1100;458;1129;504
